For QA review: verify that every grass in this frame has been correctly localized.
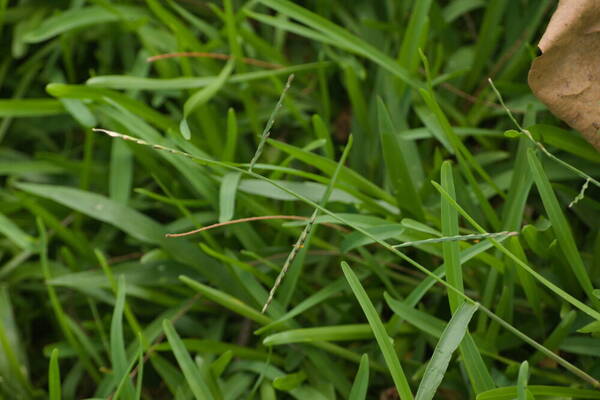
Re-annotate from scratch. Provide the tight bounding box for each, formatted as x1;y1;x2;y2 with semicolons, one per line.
1;0;600;399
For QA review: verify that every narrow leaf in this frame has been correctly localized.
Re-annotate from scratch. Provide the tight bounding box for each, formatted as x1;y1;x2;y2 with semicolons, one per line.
219;172;242;223
341;262;413;400
163;319;215;400
349;354;369;400
415;302;478;400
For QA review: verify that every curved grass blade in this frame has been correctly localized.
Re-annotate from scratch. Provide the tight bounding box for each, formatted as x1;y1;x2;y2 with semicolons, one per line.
415;302;478;400
527;149;600;308
16;182;225;286
263;325;373;345
86;62;331;90
349;354;369;400
179;276;271;326
341;262;414;400
23;5;146;43
273;371;307;391
0;212;36;251
162;319;216;400
181;59;234;140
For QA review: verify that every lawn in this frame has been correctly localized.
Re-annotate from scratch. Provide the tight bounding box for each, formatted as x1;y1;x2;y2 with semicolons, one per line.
1;1;599;399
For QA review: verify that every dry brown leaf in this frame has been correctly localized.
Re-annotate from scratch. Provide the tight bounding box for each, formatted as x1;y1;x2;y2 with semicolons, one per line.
528;0;600;151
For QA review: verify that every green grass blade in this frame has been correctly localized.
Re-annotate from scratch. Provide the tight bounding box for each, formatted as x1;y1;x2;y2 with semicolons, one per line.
113;342;144;400
179;276;271;325
527;149;600;308
48;348;60;400
60;98;97;128
385;293;444;337
19;183;165;243
397;0;432;76
312;114;334;159
377;98;424;219
0;212;36;250
267;138;395;204
507;237;543;323
402;238;510;310
348;354;369;400
477;385;600;400
134;334;144;400
273;370;307;391
440;161;462;311
23;5;146;43
109;140;133;204
441;161;495;393
210;350;232;378
181;59;234;140
255;272;369;334
517;361;529;400
162;319;215;400
420;89;502;229
222;107;238;162
256;0;422;89
443;0;485;22
263;325;373;345
528;125;600;164
86;63;330;90
0;99;64;117
341;262;414;400
464;0;508;90
36;218;99;382
146;0;202;51
460;335;496;394
16;182;225;286
415;303;478;400
219;172;242;223
110;276;135;399
528;310;576;367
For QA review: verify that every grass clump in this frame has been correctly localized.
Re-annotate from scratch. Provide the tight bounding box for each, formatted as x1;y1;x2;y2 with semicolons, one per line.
0;1;599;399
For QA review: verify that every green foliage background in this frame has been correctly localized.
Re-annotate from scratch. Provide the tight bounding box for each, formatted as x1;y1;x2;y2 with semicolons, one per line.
0;0;599;399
